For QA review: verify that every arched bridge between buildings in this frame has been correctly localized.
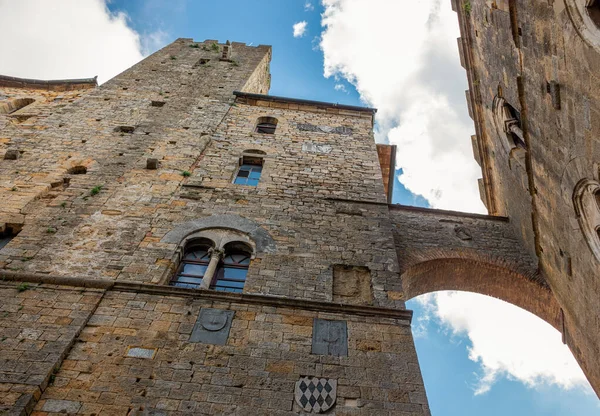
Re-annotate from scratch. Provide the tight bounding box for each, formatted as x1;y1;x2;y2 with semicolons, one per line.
389;206;561;330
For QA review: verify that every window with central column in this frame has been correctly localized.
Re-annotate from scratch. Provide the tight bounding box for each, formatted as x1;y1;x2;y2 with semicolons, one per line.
170;236;253;293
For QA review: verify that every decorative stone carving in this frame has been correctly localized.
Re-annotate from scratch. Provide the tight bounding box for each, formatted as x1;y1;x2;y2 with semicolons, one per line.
190;308;234;345
454;225;473;241
295;376;337;413
312;319;348;356
332;265;372;305
297;123;352;135
302;142;332;154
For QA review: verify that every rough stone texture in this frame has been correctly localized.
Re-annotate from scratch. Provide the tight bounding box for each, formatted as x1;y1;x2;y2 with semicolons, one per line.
0;283;103;413
456;0;600;394
0;38;430;414
31;291;425;415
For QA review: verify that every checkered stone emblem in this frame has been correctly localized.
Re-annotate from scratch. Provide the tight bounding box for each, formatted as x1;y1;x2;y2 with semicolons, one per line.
294;377;337;413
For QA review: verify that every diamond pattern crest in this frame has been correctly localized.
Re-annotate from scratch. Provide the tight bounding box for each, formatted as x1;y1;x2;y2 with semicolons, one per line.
294;377;337;413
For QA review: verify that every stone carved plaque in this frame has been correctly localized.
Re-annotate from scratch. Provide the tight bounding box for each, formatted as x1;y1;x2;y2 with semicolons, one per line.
297;123;352;135
190;308;234;345
295;376;337;413
332;265;373;305
312;319;348;356
454;225;473;241
302;142;332;154
126;347;157;359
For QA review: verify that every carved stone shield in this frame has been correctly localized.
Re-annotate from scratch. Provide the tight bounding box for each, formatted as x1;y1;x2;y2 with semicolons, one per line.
295;377;337;413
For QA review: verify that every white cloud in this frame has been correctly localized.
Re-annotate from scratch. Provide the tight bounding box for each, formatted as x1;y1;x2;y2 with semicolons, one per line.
334;83;347;93
305;1;315;11
414;292;592;395
319;0;483;212
293;21;308;38
0;0;157;84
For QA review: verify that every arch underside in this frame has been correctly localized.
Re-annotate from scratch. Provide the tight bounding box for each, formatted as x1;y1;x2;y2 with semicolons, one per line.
401;258;561;330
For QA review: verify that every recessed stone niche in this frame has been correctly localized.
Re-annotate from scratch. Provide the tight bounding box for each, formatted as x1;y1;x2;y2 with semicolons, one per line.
332;265;372;305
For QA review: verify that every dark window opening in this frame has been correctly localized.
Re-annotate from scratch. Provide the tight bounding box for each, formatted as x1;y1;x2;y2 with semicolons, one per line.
212;245;251;293
587;0;600;27
114;126;135;134
171;241;213;289
255;117;278;134
0;224;22;251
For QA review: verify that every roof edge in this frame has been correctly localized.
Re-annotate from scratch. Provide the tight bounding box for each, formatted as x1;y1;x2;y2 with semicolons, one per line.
0;74;98;91
233;91;377;114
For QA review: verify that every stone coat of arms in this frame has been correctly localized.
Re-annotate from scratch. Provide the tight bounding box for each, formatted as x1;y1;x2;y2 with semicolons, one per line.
294;377;337;413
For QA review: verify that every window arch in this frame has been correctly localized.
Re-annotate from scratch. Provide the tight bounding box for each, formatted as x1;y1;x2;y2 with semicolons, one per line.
493;96;525;151
171;238;215;289
564;0;600;51
170;231;255;293
212;242;252;293
573;178;600;262
255;116;278;134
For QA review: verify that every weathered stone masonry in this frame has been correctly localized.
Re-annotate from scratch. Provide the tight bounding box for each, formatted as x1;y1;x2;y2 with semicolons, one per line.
0;38;434;415
3;0;600;408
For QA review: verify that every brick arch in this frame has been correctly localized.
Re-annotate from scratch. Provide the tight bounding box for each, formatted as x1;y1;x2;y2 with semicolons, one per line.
401;258;561;330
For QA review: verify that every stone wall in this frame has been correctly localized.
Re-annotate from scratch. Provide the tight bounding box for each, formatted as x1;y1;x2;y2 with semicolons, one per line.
28;288;426;416
0;282;103;414
457;0;600;394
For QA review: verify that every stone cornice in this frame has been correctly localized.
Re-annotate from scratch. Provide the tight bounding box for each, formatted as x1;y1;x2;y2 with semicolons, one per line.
0;271;413;323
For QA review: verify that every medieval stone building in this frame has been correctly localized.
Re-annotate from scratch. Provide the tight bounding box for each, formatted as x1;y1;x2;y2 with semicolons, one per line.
1;0;599;414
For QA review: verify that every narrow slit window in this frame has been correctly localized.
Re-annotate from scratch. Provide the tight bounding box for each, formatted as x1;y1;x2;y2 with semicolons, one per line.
171;244;212;289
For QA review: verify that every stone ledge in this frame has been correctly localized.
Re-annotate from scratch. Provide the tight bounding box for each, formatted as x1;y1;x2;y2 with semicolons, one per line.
0;74;97;91
0;271;413;323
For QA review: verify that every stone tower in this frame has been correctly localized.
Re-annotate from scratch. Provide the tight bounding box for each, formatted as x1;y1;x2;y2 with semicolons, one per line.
3;0;600;408
0;39;429;415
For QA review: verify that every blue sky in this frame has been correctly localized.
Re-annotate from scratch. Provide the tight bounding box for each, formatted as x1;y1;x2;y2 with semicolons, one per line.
1;0;598;414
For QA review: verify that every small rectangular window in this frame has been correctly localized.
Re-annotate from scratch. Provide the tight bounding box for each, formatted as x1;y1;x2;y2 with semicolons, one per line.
234;164;262;186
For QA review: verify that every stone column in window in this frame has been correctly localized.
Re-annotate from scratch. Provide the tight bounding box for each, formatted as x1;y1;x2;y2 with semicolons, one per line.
200;248;224;289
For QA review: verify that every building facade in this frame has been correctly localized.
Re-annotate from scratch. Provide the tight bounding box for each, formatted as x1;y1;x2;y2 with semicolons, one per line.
1;0;600;412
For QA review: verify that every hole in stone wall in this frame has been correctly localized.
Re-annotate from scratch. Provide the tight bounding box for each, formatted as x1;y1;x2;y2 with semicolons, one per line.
151;101;166;107
68;166;87;175
0;223;22;250
114;126;135;134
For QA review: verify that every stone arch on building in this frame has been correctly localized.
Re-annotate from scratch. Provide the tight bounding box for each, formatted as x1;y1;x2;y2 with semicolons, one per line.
161;214;276;253
400;257;561;330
